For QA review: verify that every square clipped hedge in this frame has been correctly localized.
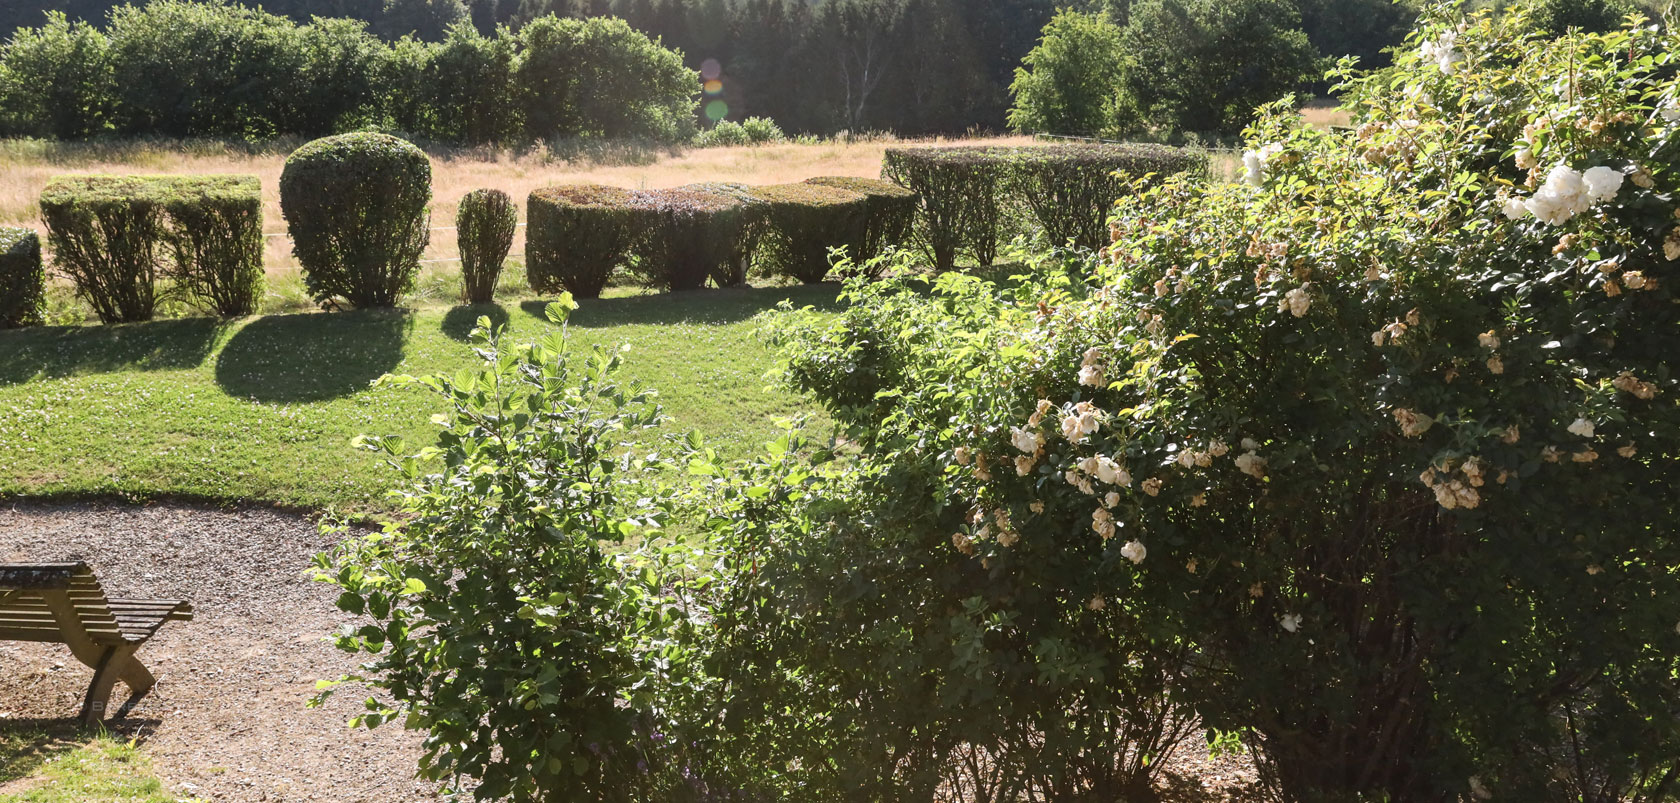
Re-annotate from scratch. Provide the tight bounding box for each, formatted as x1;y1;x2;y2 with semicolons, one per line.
40;174;264;322
804;176;918;276
526;184;655;299
741;183;870;284
0;227;45;328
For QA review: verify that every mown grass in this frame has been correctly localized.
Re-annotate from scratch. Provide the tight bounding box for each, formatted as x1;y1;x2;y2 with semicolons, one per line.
0;730;187;803
0;284;837;512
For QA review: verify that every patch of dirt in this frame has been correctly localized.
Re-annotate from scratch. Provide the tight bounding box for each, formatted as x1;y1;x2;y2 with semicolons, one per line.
0;501;442;803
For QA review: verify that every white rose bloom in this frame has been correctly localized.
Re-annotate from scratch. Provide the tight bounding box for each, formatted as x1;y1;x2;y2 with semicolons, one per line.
1093;455;1127;486
1120;540;1147;564
1011;427;1042;454
1280;613;1303;633
1582;165;1624;202
1478;331;1500;349
1105;491;1121;507
1515;147;1537;170
1526;164;1591;225
1242;149;1266;186
1235;451;1268;479
1501;196;1528;220
1568;417;1596;438
1078;363;1105;387
1092;507;1116;540
1061;414;1084;443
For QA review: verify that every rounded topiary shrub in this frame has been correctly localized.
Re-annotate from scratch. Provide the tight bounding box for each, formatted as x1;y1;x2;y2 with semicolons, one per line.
742;183;870;284
525;184;651;299
676;182;770;287
0;227;45;328
39;176;167;324
805;176;918;275
630;188;748;291
457;189;518;305
280;133;432;309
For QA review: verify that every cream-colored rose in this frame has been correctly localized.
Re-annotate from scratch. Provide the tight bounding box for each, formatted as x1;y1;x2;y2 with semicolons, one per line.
1120;540;1147;564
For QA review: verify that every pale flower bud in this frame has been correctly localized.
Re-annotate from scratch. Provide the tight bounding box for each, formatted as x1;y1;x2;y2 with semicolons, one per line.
1120;540;1147;564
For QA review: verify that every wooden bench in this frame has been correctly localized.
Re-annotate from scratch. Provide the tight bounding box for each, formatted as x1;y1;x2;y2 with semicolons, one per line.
0;562;193;724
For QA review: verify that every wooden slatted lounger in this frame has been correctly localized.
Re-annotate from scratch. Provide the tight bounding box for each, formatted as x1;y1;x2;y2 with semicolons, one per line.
0;562;193;724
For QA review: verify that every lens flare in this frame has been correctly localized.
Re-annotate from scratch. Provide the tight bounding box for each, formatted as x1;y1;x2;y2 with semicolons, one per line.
704;79;724;95
700;58;722;81
705;100;729;121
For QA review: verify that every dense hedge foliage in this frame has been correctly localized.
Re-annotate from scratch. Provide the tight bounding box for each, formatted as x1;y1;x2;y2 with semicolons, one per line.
676;182;768;287
0;3;697;145
742;183;870;284
457;188;518;304
160;175;264;317
525;184;650;299
629;189;747;291
41;174;265;321
0;227;45;328
804;175;918;273
884;144;1206;269
280;133;432;308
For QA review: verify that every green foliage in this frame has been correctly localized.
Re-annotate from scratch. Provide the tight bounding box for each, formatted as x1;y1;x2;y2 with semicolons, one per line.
0;227;45;328
1007;9;1133;138
674;181;768;286
1118;0;1321;136
456;188;518;304
314;300;708;802
739;116;786;143
159;175;265;317
691;119;750;147
525;184;651;299
280;132;433;309
1003;143;1208;250
882;146;1006;270
0;12;113;138
780;7;1680;801
376;0;468;40
39;176;167;324
741;182;870;284
804;175;918;272
400;22;522;144
628;188;747;291
515;15;698;144
1526;0;1636;36
285;17;390;136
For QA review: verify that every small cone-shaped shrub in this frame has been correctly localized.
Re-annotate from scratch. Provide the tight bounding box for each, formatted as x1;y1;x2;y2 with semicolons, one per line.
457;189;518;304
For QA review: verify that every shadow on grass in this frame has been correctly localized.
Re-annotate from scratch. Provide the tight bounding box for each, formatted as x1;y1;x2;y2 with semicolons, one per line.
0;724;77;786
0;318;222;386
214;309;411;403
522;283;844;329
441;303;511;341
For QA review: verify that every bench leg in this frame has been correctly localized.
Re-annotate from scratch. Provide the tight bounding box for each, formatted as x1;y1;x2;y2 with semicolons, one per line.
79;645;138;726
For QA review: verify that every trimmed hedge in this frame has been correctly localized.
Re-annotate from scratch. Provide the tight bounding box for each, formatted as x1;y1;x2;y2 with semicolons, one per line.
0;227;45;328
280;133;432;309
161;175;263;317
677;182;768;287
629;188;748;292
741;183;870;284
41;174;266;323
457;189;518;305
804;176;918;275
882;144;1207;269
526;184;652;299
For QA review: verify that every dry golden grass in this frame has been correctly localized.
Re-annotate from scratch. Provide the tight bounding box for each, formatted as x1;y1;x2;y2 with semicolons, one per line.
0;135;1032;274
1300;98;1352;131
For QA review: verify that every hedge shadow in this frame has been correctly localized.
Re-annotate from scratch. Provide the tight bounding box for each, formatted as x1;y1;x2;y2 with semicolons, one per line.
521;283;842;329
214;309;410;403
0;317;220;386
442;303;511;341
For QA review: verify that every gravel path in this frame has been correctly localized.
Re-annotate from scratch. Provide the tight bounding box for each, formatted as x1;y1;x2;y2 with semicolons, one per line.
0;501;441;802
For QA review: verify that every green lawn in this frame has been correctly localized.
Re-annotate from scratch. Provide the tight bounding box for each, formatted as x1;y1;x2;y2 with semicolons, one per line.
0;730;186;803
0;284;837;512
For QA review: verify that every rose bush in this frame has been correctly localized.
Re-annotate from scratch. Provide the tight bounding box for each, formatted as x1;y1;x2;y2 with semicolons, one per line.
771;4;1680;800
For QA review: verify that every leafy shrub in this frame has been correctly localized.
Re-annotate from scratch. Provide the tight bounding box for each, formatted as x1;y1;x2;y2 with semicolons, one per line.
692;120;750;148
1527;0;1635;36
457;189;518;305
741;183;870;284
883;147;1012;270
160;175;264;317
0;227;45;328
781;8;1680;802
677;182;769;287
516;15;698;144
525;184;651;299
740;116;787;144
39;176;167;324
280;132;432;309
0;12;113;139
629;188;748;291
804;176;918;274
392;22;522;145
315;300;706;802
1007;9;1133;138
1004;144;1207;251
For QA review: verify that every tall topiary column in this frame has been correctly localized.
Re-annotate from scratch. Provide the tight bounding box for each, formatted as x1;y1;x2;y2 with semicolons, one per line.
280;132;432;308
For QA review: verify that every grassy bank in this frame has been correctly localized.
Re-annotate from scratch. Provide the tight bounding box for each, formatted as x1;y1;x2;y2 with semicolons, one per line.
0;285;836;512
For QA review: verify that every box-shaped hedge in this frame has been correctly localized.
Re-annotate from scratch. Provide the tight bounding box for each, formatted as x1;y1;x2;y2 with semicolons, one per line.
629;188;749;292
677;182;768;287
40;174;264;322
882;144;1208;269
0;227;45;328
804;176;918;275
741;183;870;284
526;184;654;299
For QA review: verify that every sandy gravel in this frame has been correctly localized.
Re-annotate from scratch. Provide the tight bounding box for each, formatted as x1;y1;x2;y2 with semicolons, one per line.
0;501;442;802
